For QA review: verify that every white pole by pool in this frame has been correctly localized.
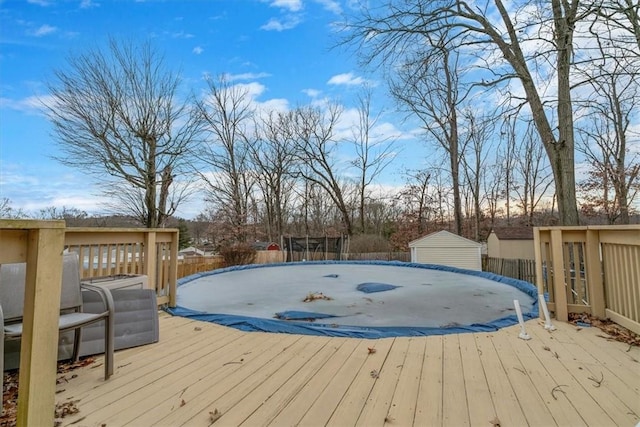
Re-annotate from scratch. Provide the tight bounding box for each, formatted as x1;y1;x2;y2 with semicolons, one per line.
538;293;556;331
514;299;531;340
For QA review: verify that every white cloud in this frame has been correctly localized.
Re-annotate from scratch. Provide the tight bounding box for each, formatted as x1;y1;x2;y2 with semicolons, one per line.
327;72;366;86
31;24;57;37
256;98;290;114
172;31;194;39
0;95;51;114
27;0;50;5
193;46;204;55
314;0;341;14
235;81;267;99
260;16;301;31
80;0;99;8
302;88;321;98
224;72;271;81
267;0;302;12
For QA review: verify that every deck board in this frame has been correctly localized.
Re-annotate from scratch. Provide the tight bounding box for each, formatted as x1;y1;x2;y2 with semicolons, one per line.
265;338;362;426
385;337;425;426
56;313;640;427
473;331;529;426
524;325;618;426
527;324;638;426
502;329;587;426
441;334;470;426
293;338;378;426
355;337;409;426
457;332;495;427
413;335;443;427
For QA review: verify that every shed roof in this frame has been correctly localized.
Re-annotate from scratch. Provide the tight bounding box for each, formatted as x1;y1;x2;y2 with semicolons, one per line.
408;230;482;248
252;241;281;250
490;227;534;240
178;246;205;256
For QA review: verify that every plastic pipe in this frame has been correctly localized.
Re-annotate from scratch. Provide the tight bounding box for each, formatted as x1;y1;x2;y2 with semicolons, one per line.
514;299;531;340
538;293;556;331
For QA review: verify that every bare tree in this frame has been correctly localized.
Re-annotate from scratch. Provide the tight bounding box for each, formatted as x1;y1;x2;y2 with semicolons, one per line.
350;87;397;234
577;16;640;223
292;104;355;235
577;99;639;223
46;39;199;228
194;75;255;243
499;115;521;224
592;0;640;55
35;206;88;221
397;169;433;236
388;30;465;235
342;0;597;225
513;124;554;226
482;163;505;229
459;110;494;240
250;111;298;240
0;198;28;219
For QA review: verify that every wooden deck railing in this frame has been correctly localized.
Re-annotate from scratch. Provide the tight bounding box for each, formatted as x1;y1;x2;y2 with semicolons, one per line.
64;227;179;307
534;225;640;334
0;223;180;425
0;219;66;426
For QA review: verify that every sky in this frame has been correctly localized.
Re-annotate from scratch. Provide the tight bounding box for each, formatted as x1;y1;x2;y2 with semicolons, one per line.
0;0;423;219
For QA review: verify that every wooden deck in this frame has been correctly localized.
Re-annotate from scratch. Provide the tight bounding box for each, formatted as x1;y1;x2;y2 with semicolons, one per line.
56;313;640;426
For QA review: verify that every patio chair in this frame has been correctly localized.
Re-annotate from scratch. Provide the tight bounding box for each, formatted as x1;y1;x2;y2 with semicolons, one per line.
0;252;115;389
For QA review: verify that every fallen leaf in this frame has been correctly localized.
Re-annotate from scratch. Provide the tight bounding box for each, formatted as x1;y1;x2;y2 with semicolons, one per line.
209;408;222;423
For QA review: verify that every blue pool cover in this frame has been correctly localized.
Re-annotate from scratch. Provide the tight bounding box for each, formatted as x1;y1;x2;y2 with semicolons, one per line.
166;261;539;339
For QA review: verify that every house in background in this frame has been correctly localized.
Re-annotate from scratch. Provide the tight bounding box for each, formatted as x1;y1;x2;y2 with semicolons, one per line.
252;241;281;251
178;246;206;257
487;227;535;260
409;230;482;271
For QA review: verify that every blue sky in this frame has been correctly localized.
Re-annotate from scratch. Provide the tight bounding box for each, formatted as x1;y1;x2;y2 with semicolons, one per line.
0;0;423;218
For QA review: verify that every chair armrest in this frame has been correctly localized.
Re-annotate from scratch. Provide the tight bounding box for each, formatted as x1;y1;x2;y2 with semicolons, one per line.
80;283;116;316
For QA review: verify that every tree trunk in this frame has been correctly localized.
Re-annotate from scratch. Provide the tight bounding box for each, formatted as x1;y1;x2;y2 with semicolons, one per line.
551;0;580;225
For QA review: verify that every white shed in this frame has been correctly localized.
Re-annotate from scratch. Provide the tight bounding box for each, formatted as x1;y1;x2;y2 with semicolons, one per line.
409;230;482;271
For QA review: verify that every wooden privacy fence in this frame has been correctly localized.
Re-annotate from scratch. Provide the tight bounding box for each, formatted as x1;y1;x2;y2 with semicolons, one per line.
534;225;640;334
178;256;224;278
482;257;536;283
344;252;411;262
64;227;179;307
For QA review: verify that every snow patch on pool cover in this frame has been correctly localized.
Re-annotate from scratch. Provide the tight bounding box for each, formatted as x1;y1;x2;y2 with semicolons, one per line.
167;261;539;338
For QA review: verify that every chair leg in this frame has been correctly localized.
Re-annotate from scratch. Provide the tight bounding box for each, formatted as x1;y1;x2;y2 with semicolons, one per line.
1;306;4;393
1;339;4;394
104;315;114;380
72;328;82;362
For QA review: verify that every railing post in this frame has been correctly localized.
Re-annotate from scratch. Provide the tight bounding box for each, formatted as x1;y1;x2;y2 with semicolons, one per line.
0;220;66;427
169;230;178;307
550;229;569;321
144;230;157;291
533;228;546;320
585;228;606;318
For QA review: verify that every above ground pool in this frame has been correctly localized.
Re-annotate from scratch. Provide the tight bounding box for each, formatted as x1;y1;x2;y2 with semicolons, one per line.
167;261;538;338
